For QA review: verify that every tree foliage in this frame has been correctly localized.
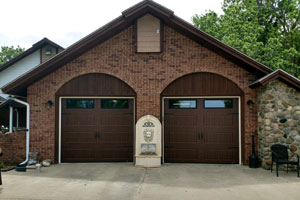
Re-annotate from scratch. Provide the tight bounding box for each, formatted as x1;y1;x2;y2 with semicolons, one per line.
0;46;24;66
193;0;300;77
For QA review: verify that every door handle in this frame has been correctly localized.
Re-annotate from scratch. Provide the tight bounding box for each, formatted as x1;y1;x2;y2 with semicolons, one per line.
198;132;203;140
95;132;100;139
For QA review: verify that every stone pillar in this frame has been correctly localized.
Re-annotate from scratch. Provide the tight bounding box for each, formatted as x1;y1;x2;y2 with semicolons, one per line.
257;80;300;169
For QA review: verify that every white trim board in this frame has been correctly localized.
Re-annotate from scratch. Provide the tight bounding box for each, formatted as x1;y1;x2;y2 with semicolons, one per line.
162;96;242;165
58;96;136;164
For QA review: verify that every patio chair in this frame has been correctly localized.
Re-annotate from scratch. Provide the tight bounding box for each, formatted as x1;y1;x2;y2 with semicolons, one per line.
270;144;299;177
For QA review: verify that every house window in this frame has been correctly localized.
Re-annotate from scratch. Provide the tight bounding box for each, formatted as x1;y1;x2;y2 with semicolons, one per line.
45;48;52;56
66;99;94;109
101;99;129;109
204;99;233;109
169;99;197;109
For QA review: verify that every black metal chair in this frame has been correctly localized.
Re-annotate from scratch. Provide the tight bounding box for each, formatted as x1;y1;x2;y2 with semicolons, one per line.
271;144;299;177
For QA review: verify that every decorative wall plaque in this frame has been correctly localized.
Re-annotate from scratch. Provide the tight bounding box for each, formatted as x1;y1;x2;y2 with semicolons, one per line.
143;128;154;142
142;122;155;127
141;144;156;155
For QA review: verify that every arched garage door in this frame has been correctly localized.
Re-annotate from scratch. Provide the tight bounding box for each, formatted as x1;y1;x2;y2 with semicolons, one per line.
57;74;136;162
162;73;243;164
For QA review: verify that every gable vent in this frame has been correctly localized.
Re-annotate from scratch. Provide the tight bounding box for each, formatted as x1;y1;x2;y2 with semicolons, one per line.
137;14;161;52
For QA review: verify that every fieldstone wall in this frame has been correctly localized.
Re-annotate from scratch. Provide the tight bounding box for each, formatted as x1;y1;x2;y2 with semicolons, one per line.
258;80;300;169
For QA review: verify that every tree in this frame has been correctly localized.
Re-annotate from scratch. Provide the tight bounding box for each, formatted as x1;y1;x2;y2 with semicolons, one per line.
193;0;300;78
0;46;24;66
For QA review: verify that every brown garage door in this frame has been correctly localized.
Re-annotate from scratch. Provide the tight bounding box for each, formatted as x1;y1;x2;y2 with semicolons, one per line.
61;98;134;162
164;98;239;163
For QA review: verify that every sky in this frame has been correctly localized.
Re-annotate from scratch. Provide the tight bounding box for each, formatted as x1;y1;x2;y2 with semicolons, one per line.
0;0;223;49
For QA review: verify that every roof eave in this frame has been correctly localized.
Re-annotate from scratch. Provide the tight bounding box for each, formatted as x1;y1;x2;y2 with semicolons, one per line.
249;69;300;91
0;37;64;73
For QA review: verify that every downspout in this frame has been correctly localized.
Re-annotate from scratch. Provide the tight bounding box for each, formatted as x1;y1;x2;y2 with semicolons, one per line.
9;97;30;165
9;106;13;132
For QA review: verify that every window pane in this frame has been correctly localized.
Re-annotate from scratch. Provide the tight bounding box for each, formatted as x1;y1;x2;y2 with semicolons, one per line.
101;99;129;109
169;99;197;109
66;99;94;109
204;99;233;108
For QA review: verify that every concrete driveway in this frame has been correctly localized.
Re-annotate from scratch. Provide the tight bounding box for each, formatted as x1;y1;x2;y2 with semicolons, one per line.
0;163;299;200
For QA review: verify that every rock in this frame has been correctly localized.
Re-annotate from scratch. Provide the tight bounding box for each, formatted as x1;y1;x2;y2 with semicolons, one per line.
295;111;300;115
295;135;300;142
265;136;273;143
294;106;300;111
288;99;297;106
280;118;287;123
264;94;274;100
288;120;296;127
265;160;272;165
265;119;271;126
43;159;52;164
290;130;298;136
265;113;273;119
265;126;271;131
283;128;291;134
290;145;297;152
277;114;286;119
273;124;279;130
274;134;284;138
42;159;52;167
286;138;293;144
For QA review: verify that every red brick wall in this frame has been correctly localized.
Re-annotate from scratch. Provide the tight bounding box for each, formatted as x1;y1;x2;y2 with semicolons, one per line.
0;131;26;164
27;25;257;164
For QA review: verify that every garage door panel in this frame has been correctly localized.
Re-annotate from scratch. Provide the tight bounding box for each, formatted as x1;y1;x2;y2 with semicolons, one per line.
61;98;134;162
165;148;198;162
164;115;197;126
63;114;96;126
62;132;96;143
203;115;235;127
205;149;239;163
98;115;133;126
204;131;237;145
99;132;130;143
164;98;239;163
168;131;198;144
94;148;133;161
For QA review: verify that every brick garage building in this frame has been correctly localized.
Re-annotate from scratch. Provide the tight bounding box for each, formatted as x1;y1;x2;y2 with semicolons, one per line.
3;0;300;166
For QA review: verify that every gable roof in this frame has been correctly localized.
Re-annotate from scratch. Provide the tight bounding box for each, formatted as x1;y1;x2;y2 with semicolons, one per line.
2;0;273;95
0;37;64;73
249;69;300;90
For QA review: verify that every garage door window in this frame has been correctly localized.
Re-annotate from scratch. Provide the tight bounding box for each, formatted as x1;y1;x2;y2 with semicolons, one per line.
169;99;197;109
66;99;94;109
204;99;233;109
101;99;129;109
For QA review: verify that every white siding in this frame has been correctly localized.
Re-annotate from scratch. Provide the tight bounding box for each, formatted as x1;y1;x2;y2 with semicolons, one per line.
0;50;40;92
